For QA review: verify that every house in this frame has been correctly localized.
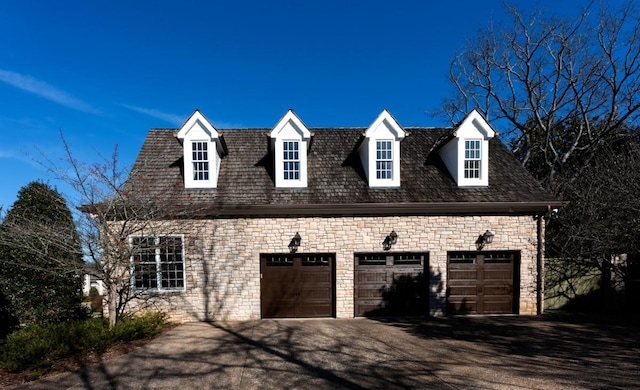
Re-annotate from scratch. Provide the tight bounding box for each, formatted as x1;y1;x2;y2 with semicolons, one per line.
120;108;561;321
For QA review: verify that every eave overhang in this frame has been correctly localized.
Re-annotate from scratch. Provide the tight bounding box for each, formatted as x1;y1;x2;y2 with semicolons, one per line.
156;201;567;219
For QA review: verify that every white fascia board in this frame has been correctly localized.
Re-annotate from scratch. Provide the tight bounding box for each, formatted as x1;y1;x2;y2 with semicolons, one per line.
453;109;496;140
177;110;219;141
363;109;405;140
269;109;311;141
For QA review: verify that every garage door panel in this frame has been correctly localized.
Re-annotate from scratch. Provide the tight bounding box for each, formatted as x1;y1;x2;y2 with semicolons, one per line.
449;269;478;280
261;253;334;318
300;272;331;283
484;284;512;295
357;272;388;283
482;298;514;314
449;285;477;296
354;252;428;317
447;251;518;315
447;299;477;313
299;287;332;300
298;303;332;317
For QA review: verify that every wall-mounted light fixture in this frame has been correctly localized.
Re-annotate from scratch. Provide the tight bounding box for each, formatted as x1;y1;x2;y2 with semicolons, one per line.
476;229;494;250
382;230;398;251
288;232;301;253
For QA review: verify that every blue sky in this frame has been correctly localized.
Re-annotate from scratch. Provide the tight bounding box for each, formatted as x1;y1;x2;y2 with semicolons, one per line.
0;0;589;211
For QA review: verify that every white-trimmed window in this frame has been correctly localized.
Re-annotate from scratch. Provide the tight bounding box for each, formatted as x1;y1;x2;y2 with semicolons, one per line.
270;110;310;188
192;141;210;181
131;235;185;291
283;141;300;181
359;110;405;187
376;140;393;180
177;110;223;189
464;139;481;179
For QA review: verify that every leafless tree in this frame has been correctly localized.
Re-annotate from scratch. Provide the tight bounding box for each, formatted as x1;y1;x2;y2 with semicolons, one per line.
544;134;640;307
440;1;640;310
441;1;640;194
36;136;189;328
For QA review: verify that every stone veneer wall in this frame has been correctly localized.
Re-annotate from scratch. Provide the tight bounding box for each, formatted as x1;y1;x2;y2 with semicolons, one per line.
125;215;541;322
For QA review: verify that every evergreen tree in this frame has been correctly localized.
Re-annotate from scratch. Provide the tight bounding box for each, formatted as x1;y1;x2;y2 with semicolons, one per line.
0;181;84;327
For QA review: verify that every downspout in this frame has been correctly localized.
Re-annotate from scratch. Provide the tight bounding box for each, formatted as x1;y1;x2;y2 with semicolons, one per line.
536;207;548;315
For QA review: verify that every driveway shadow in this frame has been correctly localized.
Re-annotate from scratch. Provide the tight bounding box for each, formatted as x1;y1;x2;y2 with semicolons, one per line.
13;316;640;389
374;315;640;389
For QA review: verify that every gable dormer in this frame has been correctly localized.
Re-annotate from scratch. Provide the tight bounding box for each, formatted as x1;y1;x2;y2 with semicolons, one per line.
177;110;225;189
438;109;496;187
270;109;311;188
358;109;405;187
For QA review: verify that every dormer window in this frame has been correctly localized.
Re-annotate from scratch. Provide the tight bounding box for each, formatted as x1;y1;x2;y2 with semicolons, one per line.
376;140;393;179
283;141;300;181
177;110;226;189
438;109;495;187
270;110;311;188
358;110;405;187
464;139;481;179
192;141;210;181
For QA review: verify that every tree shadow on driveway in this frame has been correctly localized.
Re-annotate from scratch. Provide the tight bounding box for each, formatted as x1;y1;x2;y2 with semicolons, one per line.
375;314;640;389
13;316;640;389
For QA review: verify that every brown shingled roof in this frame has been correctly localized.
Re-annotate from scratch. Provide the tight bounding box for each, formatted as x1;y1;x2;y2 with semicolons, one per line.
124;127;560;218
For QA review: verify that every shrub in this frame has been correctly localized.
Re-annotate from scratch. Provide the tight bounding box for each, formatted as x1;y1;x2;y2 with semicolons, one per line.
112;311;167;342
72;318;111;353
90;294;103;313
1;323;67;372
0;312;166;372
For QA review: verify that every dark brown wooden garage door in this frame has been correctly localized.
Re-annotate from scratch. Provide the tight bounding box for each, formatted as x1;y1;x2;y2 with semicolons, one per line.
447;251;519;315
354;252;428;317
260;253;335;318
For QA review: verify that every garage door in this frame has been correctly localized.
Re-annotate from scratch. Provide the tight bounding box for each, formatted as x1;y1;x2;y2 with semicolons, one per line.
447;251;519;315
354;252;428;317
260;253;334;318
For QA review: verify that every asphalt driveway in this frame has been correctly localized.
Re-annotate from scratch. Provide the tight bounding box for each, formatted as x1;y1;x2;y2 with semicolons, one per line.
11;315;640;389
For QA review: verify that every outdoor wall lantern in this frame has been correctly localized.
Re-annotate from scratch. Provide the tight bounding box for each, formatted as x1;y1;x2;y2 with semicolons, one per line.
476;229;495;250
382;230;398;251
288;232;302;253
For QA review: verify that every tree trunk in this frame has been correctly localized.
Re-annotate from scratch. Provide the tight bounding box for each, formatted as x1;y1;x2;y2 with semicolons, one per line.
108;285;117;329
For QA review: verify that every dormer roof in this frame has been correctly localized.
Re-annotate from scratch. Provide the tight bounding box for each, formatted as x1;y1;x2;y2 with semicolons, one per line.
269;109;311;140
452;109;496;139
362;109;406;140
177;109;218;141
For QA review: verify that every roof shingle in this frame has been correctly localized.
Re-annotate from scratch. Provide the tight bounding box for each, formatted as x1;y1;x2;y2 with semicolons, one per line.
125;127;559;217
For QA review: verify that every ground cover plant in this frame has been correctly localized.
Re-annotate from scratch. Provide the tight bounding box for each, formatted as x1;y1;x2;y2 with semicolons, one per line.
0;311;166;375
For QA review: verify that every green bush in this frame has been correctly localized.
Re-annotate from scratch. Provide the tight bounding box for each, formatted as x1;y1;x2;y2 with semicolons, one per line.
0;312;166;372
71;318;111;353
89;287;99;299
1;323;67;372
112;312;167;342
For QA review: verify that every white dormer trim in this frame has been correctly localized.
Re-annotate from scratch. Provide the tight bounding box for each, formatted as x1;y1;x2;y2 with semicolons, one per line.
270;109;311;188
439;109;496;187
177;110;223;189
359;109;405;187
